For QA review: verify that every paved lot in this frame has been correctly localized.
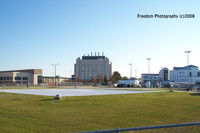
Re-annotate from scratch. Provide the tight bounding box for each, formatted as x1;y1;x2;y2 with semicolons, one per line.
0;89;159;96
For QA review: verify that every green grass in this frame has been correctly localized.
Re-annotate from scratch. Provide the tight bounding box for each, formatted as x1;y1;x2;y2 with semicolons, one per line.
0;91;199;133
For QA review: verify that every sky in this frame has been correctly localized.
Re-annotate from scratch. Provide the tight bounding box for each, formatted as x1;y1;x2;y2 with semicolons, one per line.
0;0;200;78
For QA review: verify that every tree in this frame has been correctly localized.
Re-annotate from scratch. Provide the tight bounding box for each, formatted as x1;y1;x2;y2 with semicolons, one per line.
122;76;129;80
75;76;82;82
112;71;122;83
91;76;97;84
109;77;114;85
104;75;108;85
97;74;104;84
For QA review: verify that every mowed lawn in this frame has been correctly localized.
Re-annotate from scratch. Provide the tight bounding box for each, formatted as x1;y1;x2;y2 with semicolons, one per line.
0;91;199;133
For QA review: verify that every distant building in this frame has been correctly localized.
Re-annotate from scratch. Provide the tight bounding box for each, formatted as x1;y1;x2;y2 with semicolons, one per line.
159;68;170;81
42;76;69;85
0;69;42;86
159;68;171;87
141;74;162;87
74;52;112;81
141;68;170;88
116;78;140;87
170;65;200;84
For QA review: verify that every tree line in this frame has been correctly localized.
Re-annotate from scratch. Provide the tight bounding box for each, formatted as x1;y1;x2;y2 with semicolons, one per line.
74;71;129;85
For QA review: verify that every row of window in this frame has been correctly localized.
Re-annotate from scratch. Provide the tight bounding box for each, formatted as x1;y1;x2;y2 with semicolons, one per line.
174;72;200;77
0;77;28;81
0;77;13;80
81;68;104;71
81;73;104;77
143;76;161;80
15;77;29;80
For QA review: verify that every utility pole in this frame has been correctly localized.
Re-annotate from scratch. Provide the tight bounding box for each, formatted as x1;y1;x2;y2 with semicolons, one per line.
185;51;191;66
52;63;60;86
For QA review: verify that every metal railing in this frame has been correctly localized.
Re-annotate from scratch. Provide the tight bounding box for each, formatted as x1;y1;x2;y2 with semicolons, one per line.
78;122;200;133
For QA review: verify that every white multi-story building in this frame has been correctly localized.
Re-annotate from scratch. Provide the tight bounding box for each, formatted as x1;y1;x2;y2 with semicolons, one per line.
170;65;200;84
74;53;112;81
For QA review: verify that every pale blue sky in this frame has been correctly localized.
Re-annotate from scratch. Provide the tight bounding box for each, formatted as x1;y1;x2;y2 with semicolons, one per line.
0;0;200;77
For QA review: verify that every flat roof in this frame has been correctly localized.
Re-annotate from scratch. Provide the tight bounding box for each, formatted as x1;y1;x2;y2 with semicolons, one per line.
173;65;198;70
43;76;69;79
0;69;42;75
141;74;159;76
82;56;106;60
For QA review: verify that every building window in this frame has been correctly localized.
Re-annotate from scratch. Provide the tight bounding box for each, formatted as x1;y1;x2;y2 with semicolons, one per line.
38;76;43;84
164;70;168;80
15;77;21;80
198;72;200;77
190;72;192;77
23;77;28;80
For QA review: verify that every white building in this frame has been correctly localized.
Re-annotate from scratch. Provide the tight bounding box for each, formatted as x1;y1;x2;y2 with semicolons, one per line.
170;65;200;84
74;53;112;81
116;78;140;87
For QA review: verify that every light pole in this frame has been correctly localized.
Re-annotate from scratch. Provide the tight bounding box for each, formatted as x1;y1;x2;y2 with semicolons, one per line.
146;58;151;88
52;63;60;86
129;63;132;78
69;69;72;77
146;58;151;74
135;69;137;78
185;51;191;66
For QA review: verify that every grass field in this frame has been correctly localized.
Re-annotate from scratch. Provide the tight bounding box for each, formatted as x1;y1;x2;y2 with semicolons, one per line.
0;90;199;133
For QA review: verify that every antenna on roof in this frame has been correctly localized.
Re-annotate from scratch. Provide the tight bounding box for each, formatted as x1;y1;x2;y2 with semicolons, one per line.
95;52;96;56
98;52;100;56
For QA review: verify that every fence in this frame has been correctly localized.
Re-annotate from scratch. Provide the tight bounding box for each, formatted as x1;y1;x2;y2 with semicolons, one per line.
78;122;200;133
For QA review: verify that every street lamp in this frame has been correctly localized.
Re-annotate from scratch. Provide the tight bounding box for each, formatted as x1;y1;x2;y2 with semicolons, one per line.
185;51;191;66
135;69;137;78
146;58;151;74
52;63;60;86
146;58;151;88
129;63;132;78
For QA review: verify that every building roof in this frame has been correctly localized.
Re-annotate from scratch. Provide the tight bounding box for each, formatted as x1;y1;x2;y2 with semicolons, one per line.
160;67;169;70
0;69;42;74
173;65;198;70
141;74;159;76
82;56;106;60
43;76;69;79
